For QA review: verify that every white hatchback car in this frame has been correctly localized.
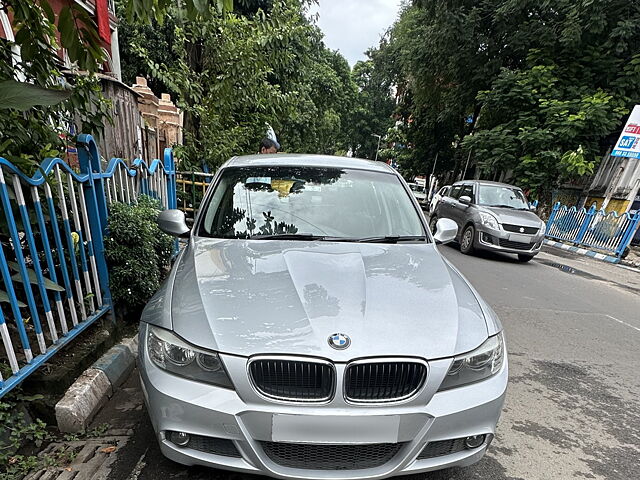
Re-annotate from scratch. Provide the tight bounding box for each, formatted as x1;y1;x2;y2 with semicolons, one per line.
430;185;450;212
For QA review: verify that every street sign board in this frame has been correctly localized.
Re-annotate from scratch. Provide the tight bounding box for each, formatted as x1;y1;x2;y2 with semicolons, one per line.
612;105;640;158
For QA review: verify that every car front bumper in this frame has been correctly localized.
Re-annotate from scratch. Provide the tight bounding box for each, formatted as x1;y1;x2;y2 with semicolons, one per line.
139;325;508;480
475;225;544;256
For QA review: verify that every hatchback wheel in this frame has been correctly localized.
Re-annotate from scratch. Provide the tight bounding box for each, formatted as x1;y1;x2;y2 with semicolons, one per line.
460;225;475;254
518;254;534;262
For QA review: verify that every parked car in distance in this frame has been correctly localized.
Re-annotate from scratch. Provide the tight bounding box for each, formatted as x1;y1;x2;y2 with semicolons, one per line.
430;180;546;262
141;154;508;479
430;185;450;212
408;182;427;204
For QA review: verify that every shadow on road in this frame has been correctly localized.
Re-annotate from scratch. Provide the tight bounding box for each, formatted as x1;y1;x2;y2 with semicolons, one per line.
442;243;533;265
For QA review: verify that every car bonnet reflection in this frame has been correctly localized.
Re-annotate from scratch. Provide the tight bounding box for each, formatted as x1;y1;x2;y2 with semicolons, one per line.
169;239;489;360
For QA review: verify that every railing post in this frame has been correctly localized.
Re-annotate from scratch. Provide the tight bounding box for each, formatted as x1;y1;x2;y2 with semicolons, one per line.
615;211;640;257
191;171;196;212
546;202;561;233
78;134;112;305
164;148;177;209
574;205;596;244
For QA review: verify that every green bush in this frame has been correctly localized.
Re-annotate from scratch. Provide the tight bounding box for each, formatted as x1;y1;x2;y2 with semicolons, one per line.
104;195;174;312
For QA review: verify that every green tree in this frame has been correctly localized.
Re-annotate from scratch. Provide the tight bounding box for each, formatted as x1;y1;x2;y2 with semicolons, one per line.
120;0;358;168
369;0;640;200
0;0;232;167
0;0;111;169
348;53;396;160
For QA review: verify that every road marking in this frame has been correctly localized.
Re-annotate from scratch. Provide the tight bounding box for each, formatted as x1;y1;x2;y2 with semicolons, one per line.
605;315;640;333
618;264;640;274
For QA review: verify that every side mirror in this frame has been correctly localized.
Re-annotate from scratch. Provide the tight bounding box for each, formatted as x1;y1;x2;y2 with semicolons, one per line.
459;195;472;205
157;209;190;237
433;218;458;245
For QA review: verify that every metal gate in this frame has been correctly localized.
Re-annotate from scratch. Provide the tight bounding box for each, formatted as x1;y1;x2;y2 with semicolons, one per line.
0;134;176;398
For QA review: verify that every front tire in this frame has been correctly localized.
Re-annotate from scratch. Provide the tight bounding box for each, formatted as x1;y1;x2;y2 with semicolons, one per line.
460;225;475;254
518;254;534;262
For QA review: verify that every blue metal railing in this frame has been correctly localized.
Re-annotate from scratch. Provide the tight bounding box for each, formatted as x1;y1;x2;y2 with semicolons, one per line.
546;202;640;258
0;134;177;398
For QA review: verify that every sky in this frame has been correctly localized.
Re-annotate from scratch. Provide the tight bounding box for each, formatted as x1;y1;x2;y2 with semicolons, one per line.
309;0;403;66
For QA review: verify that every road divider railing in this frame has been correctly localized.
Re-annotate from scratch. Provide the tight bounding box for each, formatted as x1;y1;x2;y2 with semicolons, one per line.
0;134;176;398
545;202;640;260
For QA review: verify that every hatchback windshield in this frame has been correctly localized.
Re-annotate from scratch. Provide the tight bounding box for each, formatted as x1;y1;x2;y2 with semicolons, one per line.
199;166;426;241
477;185;529;210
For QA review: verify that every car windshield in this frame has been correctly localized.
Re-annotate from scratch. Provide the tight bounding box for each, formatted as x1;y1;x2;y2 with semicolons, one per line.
477;185;529;209
409;184;425;193
199;166;427;241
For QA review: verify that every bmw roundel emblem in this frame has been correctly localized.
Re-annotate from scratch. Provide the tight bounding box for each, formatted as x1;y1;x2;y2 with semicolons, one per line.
328;333;351;350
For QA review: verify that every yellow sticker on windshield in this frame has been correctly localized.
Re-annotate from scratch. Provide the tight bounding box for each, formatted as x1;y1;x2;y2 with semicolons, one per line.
271;179;296;197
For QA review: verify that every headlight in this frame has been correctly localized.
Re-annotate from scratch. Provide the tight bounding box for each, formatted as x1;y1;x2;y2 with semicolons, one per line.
146;325;234;389
438;332;504;391
479;212;500;230
540;222;546;235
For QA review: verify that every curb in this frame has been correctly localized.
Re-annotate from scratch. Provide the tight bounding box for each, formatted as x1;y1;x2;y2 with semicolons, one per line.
55;334;138;433
543;239;620;264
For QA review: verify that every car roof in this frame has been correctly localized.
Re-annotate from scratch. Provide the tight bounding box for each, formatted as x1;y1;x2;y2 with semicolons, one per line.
453;180;521;189
223;154;395;173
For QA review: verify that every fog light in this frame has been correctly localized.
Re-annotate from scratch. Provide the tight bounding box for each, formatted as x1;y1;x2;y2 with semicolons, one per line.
464;434;485;449
481;232;494;244
170;431;190;447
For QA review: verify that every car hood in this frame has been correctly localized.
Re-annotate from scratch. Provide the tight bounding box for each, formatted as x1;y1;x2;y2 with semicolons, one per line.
167;239;490;361
483;206;542;227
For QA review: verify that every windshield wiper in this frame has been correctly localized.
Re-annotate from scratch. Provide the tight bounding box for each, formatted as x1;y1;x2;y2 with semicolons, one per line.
350;235;427;244
487;204;517;209
249;233;427;243
250;233;331;240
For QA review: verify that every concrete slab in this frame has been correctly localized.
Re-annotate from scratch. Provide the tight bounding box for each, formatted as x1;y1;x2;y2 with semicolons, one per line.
55;369;112;433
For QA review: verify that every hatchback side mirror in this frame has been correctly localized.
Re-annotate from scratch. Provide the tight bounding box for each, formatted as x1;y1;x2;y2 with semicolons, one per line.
157;209;190;237
434;218;458;244
459;195;472;205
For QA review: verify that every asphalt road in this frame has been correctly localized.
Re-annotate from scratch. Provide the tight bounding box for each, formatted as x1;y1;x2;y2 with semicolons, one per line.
97;245;640;480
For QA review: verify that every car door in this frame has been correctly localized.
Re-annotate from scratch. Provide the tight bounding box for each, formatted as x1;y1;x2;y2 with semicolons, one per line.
449;184;474;229
437;184;462;220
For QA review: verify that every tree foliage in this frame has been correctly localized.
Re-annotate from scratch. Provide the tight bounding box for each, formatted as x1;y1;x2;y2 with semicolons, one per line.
370;0;640;199
348;51;396;160
0;0;233;169
118;0;361;168
0;0;112;170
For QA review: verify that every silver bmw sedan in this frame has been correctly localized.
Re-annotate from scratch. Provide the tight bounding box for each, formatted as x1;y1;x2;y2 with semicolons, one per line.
139;154;508;479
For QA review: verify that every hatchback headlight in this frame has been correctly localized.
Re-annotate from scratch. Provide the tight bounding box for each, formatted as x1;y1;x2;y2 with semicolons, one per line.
479;212;500;230
540;222;546;235
146;325;234;389
438;332;504;391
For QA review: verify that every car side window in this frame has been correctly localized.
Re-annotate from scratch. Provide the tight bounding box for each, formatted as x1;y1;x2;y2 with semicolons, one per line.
448;185;462;199
458;185;474;202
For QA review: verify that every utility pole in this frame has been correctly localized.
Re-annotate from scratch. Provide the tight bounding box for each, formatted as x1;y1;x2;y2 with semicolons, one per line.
371;133;382;162
462;149;472;180
427;152;439;203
